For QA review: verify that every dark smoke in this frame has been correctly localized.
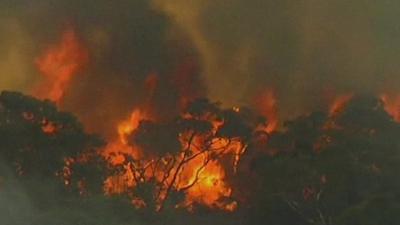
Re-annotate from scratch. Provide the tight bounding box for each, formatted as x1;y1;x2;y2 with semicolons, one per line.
155;0;400;117
0;0;205;138
2;0;400;129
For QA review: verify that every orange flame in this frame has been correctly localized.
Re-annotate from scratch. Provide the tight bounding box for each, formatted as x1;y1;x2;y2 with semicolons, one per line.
103;106;240;211
103;109;147;166
103;109;148;194
380;93;400;122
41;122;57;134
329;94;353;117
180;160;234;210
33;28;88;104
254;89;278;133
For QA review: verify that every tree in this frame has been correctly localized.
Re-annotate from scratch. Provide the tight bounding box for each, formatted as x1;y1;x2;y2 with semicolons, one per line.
247;95;400;225
0;91;105;195
108;98;267;212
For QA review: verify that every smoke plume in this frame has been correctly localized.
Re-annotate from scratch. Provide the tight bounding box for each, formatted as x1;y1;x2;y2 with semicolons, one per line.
2;0;400;130
154;0;400;117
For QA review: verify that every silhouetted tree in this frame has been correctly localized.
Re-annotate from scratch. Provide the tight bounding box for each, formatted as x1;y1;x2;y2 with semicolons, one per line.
110;98;267;212
0;91;105;194
248;95;400;225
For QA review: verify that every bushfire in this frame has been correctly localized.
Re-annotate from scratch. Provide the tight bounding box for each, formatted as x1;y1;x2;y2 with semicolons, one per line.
33;28;88;104
380;93;400;122
29;28;400;214
102;104;244;211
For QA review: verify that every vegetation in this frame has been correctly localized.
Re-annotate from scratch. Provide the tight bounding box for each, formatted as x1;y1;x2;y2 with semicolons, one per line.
1;91;400;225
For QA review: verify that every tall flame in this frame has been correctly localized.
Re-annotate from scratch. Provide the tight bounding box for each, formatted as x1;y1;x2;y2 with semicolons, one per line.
103;109;148;194
103;104;240;211
254;89;278;133
103;109;147;166
33;28;88;104
380;93;400;122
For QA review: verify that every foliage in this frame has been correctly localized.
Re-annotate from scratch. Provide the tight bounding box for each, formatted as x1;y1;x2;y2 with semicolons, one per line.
248;96;400;225
0;91;107;205
2;92;400;225
112;98;267;211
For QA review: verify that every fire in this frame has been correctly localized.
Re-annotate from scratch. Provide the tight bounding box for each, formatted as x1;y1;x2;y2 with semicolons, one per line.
41;122;57;134
21;112;58;134
29;37;241;210
103;109;147;165
329;94;353;117
181;160;234;210
254;89;278;133
103;104;241;211
380;93;400;122
103;109;148;194
322;94;354;130
33;28;88;104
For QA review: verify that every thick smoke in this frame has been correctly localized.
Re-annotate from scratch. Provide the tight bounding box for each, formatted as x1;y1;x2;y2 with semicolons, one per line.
0;161;34;225
2;0;400;130
0;0;204;137
154;0;400;117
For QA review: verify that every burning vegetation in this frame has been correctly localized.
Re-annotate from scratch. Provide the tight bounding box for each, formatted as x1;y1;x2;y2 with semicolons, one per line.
33;28;89;105
3;87;400;224
2;3;400;224
102;98;263;212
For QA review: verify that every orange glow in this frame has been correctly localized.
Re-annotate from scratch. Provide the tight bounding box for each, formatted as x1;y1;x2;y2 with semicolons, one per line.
175;119;241;210
41;122;57;134
103;109;147;166
254;89;278;133
380;93;400;122
180;160;234;210
102;105;241;211
22;112;58;134
33;28;88;104
103;109;149;194
329;94;353;117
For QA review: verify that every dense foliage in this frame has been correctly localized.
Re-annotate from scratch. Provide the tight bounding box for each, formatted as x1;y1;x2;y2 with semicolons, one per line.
1;92;400;225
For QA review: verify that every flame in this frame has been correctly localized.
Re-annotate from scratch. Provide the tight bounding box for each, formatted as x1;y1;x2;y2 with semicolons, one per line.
103;109;148;194
102;105;241;211
181;160;234;210
175;119;241;210
380;93;400;122
329;94;353;117
33;28;88;104
103;109;147;165
254;89;278;133
322;94;354;130
41;122;57;134
21;112;58;134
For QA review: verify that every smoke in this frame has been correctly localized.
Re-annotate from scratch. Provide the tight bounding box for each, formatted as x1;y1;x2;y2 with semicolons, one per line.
0;161;34;225
2;0;400;131
0;17;36;92
0;0;205;137
153;0;400;117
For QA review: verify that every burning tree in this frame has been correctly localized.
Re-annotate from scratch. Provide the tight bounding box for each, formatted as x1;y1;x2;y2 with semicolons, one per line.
248;95;400;225
104;98;268;212
0;91;105;195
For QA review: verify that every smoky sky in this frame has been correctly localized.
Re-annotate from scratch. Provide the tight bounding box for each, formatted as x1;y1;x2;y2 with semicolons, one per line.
2;0;400;132
156;0;400;117
1;0;204;137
